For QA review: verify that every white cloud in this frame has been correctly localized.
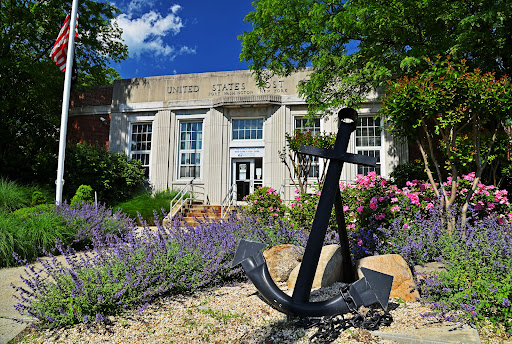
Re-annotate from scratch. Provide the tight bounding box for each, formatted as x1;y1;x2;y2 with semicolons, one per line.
115;4;195;59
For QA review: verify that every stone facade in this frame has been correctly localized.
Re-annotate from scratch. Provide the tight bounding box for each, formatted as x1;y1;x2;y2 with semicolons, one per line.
70;69;408;204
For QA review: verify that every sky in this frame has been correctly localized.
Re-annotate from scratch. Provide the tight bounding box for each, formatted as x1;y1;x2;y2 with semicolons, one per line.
109;0;255;79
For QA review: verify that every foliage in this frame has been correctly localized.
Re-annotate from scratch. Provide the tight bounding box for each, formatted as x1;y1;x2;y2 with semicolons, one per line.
0;202;132;268
381;56;512;224
31;191;47;207
64;143;146;205
288;190;320;230
12;212;309;328
114;189;181;224
0;178;31;213
280;130;336;193
0;210;71;267
415;214;512;332
71;185;94;207
240;0;512;116
0;0;127;183
389;159;428;188
242;186;286;221
341;172;512;247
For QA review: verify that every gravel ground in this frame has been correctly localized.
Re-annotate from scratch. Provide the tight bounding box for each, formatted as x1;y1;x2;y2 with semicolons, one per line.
11;281;510;344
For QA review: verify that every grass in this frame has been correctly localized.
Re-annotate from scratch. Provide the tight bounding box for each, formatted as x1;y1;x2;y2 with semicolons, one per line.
114;189;181;223
0;178;53;213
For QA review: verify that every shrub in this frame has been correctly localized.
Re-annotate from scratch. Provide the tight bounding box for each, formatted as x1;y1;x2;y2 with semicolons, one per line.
415;212;512;332
64;143;146;205
389;159;428;188
242;186;286;220
71;185;94;207
31;191;46;206
12;212;309;328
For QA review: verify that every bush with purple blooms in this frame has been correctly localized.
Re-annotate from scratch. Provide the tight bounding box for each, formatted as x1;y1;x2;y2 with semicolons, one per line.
12;212;309;328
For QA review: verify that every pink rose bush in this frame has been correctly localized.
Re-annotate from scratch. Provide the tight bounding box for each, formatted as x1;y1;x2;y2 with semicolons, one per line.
243;186;285;220
340;171;512;235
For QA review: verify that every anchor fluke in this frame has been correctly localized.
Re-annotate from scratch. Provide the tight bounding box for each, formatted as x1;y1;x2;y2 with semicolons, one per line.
357;267;394;311
231;239;267;268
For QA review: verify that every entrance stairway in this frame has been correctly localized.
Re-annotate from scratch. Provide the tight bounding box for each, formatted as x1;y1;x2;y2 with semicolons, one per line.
180;201;223;227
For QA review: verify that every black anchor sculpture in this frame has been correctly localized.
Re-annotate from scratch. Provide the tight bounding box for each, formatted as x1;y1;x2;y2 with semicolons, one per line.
232;108;394;317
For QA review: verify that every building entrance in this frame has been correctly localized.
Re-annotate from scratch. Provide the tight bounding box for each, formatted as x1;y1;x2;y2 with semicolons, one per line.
232;158;263;201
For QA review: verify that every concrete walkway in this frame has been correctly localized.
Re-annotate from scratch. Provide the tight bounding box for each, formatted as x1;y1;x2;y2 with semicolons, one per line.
0;264;30;344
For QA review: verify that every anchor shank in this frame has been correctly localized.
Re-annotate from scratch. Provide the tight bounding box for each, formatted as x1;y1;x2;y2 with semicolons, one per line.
292;116;356;304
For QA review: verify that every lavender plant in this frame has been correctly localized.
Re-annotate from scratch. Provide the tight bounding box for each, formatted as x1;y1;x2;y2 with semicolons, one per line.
416;213;512;331
12;212;309;328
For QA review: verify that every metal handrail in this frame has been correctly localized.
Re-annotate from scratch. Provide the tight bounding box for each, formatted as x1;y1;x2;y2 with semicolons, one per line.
220;184;237;218
169;183;206;218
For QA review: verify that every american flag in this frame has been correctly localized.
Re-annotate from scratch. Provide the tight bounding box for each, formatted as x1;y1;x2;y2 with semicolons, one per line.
50;14;78;72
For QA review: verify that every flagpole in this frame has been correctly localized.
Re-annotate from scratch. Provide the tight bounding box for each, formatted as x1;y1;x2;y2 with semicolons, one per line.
55;0;79;204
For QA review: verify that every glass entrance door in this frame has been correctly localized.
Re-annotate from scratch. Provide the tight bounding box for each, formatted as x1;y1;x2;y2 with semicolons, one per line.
233;158;263;201
235;161;251;201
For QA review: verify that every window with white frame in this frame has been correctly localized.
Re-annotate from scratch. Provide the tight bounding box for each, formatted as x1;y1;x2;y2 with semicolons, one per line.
294;117;321;178
355;116;382;175
178;121;203;179
232;119;263;140
130;123;152;178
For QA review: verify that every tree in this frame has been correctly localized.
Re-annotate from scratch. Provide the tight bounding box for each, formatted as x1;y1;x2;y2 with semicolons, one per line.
280;130;336;194
380;56;512;226
0;0;127;182
240;0;512;116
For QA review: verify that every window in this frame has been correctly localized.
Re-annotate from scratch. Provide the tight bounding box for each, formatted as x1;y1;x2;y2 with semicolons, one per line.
232;119;263;140
355;116;382;175
130;123;152;178
179;121;203;178
294;117;321;178
294;117;320;135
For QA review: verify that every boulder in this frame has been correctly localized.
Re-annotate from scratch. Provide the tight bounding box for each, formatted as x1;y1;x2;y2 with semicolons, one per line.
263;244;304;282
355;254;420;302
287;244;343;290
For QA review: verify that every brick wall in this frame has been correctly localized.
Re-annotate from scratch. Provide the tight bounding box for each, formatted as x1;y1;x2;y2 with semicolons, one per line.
70;85;113;107
67;114;111;150
68;86;113;149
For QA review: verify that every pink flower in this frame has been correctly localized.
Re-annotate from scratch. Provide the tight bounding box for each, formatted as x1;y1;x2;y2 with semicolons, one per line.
348;224;355;229
254;200;258;204
391;205;400;212
349;211;355;217
378;197;386;202
356;206;365;213
487;202;495;210
343;206;349;212
316;191;321;196
357;238;363;246
294;189;300;194
375;213;386;220
269;206;273;211
370;203;378;210
295;196;301;201
391;197;398;203
474;202;484;211
425;203;434;211
403;224;410;229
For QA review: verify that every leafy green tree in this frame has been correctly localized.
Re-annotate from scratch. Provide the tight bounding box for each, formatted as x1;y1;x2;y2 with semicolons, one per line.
0;0;127;182
380;56;512;226
240;0;512;115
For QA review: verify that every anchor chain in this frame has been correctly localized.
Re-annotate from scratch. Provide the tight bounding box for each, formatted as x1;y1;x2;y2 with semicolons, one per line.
293;284;394;344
